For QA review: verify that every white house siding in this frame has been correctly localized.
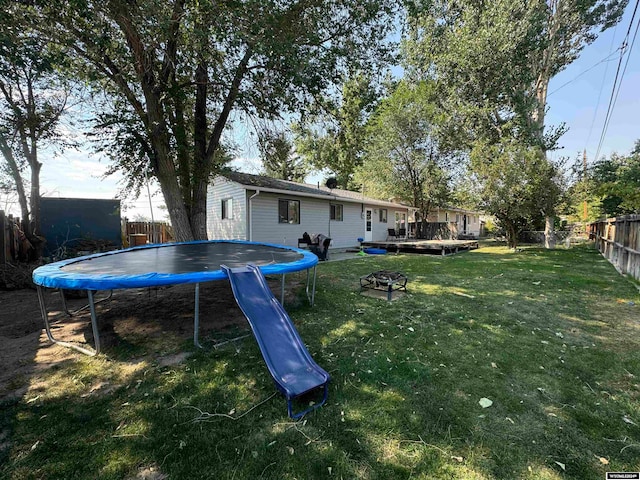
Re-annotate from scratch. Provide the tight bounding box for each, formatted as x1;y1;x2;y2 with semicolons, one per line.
206;178;247;240
244;192;409;249
326;204;409;246
326;202;360;247
249;192;323;247
426;209;481;237
248;192;362;249
207;176;413;248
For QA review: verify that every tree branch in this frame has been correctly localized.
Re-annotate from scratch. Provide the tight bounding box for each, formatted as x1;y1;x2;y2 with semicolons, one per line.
206;45;253;162
160;0;186;88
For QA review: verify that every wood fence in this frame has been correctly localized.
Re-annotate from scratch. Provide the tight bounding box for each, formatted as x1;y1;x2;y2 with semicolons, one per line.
124;220;174;246
590;215;640;282
0;210;22;263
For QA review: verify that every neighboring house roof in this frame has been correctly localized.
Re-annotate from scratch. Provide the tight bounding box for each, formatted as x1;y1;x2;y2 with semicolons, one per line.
217;171;412;210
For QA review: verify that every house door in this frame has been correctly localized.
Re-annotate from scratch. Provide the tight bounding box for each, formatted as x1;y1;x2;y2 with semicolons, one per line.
463;215;468;234
365;208;373;242
397;213;406;237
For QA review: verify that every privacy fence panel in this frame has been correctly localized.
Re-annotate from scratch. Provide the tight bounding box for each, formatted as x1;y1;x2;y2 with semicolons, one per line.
124;221;174;246
0;211;21;263
590;215;640;281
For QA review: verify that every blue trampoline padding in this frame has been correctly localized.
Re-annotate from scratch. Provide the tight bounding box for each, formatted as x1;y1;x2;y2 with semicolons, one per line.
32;240;318;290
364;248;387;255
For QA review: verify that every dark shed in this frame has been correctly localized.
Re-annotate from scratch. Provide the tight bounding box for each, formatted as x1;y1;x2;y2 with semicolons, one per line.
40;197;122;259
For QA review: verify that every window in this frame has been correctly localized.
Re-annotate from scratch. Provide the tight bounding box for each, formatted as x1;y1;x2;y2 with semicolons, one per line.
279;199;300;224
330;203;343;221
221;198;233;219
445;211;449;222
379;209;387;223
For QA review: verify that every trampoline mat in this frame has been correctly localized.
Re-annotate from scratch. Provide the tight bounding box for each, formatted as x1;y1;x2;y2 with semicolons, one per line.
60;242;305;276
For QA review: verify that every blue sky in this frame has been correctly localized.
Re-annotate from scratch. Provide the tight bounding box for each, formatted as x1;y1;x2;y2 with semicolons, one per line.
5;5;637;221
546;3;639;164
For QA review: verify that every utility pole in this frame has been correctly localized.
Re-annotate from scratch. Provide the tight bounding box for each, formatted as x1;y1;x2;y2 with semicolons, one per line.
583;149;588;222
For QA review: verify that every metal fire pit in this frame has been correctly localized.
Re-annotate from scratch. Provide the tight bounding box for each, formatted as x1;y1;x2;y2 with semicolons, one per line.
360;270;408;301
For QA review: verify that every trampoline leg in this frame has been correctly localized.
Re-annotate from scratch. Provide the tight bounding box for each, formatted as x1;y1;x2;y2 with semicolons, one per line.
194;283;203;349
304;267;317;306
37;285;99;356
38;285;55;344
59;288;113;317
281;274;286;306
310;266;317;306
87;290;101;355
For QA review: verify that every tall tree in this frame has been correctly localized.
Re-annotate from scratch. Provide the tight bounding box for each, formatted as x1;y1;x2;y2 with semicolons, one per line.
293;73;380;189
404;0;627;247
356;81;452;237
470;138;564;249
30;0;396;241
589;141;640;216
0;6;70;253
258;130;307;182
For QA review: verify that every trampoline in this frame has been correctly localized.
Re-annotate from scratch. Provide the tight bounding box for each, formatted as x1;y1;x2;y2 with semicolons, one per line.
33;240;319;356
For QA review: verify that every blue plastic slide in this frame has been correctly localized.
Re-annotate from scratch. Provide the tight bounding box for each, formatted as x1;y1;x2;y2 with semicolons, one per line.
221;264;330;419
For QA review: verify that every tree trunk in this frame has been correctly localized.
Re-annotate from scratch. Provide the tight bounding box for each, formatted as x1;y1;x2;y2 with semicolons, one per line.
505;221;518;249
156;156;194;242
191;60;209;240
544;216;556;249
0;136;29;227
27;158;45;258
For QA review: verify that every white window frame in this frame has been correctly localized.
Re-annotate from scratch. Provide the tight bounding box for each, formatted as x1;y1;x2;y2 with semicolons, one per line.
278;199;300;224
221;198;233;219
330;203;343;221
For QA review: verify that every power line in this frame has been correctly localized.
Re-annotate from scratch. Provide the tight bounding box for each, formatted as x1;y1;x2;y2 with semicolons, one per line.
547;49;620;97
593;0;640;163
611;8;640;121
584;23;621;150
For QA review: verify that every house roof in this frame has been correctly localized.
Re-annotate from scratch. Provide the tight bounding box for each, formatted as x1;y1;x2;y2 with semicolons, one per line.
218;171;413;210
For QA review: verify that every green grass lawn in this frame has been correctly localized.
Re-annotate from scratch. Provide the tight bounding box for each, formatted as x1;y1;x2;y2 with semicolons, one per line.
1;243;639;479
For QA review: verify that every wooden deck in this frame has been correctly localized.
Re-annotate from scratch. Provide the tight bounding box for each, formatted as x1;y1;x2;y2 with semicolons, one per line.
361;239;479;256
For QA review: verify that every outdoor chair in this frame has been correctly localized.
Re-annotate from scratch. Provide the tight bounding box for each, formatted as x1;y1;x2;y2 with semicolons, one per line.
298;232;331;260
398;228;407;239
386;228;397;240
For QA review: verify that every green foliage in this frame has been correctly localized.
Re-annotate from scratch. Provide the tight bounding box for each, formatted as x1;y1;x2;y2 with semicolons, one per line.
404;0;546;147
356;81;453;236
590;141;640;217
564;141;640;221
404;0;626;150
403;0;627;233
0;3;73;241
471;138;564;248
26;0;397;239
293;73;380;189
258;130;307;182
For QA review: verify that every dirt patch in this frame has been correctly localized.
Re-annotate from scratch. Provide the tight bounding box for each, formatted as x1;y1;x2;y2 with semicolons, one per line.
0;276;304;400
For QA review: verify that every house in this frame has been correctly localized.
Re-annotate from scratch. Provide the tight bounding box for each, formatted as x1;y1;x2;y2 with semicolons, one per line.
426;206;484;238
206;172;414;249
